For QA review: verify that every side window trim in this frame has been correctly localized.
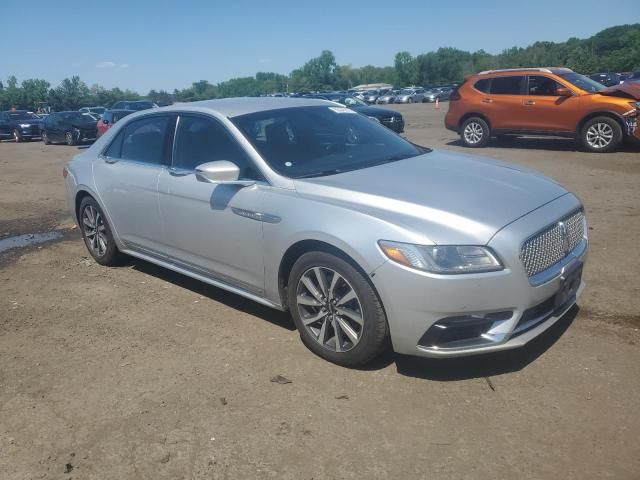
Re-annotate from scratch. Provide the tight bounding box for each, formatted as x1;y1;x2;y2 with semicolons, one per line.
489;75;526;95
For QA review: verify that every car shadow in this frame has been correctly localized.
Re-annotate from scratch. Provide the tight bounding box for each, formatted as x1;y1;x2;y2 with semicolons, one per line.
124;255;578;378
127;256;296;332
446;137;640;153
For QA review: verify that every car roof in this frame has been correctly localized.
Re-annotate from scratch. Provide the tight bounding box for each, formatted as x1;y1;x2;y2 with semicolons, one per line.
163;97;335;118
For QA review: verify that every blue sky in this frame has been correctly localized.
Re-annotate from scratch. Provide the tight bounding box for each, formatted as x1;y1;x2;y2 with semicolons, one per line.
4;0;639;93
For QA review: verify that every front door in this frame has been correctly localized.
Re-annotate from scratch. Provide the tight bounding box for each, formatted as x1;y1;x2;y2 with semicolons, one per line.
93;114;171;258
158;114;266;295
520;75;580;133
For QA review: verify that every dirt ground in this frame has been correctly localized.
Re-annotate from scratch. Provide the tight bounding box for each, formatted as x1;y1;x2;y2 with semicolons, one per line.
1;105;639;480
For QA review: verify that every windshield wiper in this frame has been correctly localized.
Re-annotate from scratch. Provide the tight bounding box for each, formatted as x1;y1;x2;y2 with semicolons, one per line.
295;169;344;179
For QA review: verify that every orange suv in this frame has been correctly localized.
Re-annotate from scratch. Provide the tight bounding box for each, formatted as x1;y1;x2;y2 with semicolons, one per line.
445;67;640;153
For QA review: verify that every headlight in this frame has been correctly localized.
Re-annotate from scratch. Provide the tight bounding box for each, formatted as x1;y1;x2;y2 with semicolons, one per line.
19;123;31;128
367;116;381;122
378;240;503;274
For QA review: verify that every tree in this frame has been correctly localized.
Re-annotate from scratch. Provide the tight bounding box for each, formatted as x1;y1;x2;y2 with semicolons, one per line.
394;51;416;86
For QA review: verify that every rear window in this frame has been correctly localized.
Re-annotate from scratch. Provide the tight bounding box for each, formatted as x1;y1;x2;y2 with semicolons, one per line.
474;78;491;93
490;76;524;95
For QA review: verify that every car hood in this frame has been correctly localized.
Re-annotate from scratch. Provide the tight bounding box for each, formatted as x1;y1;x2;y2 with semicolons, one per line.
350;105;399;117
597;82;640;100
293;149;568;245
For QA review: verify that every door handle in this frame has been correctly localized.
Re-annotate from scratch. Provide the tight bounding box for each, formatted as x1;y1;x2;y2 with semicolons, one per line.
481;98;493;103
168;168;191;177
524;100;536;106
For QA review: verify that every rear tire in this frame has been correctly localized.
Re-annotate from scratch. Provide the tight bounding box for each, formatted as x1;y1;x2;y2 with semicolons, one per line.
580;116;623;153
65;131;76;146
78;196;124;266
287;251;389;367
460;117;490;148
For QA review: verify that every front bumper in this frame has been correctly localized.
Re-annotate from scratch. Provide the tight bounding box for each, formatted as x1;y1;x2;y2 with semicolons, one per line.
371;194;587;358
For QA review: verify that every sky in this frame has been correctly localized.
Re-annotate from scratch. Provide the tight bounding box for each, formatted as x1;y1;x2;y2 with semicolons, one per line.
3;0;639;93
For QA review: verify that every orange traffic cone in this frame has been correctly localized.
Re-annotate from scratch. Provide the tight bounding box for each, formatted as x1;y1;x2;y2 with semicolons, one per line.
435;98;440;110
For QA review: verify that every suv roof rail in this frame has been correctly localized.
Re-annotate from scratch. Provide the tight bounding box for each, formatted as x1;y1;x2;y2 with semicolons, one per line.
478;68;553;74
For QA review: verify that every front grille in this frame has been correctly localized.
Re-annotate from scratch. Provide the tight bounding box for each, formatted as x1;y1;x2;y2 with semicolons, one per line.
520;209;585;277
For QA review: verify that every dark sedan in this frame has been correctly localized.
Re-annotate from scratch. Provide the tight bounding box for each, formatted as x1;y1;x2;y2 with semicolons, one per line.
305;94;404;133
0;110;42;142
41;112;97;146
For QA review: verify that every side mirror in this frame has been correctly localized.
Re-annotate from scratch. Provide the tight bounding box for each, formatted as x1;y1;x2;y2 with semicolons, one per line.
194;161;255;187
556;87;573;97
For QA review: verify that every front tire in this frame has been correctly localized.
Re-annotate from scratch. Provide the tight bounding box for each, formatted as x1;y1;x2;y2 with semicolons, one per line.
79;197;123;266
288;251;389;367
460;117;490;148
42;131;51;145
580;116;622;153
13;129;22;143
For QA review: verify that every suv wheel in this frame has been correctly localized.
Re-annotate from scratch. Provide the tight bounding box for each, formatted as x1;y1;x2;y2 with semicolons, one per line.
13;129;22;143
65;131;76;146
461;117;490;148
288;251;389;366
581;116;622;153
79;197;123;266
42;131;51;145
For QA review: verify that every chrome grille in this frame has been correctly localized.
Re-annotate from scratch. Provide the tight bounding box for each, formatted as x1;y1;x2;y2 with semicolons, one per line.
520;209;585;277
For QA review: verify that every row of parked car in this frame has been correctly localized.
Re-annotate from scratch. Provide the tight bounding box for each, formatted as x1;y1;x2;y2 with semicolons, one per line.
0;100;158;145
353;86;456;104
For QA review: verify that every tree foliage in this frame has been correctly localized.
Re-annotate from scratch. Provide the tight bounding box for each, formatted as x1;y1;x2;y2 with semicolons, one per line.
1;23;638;110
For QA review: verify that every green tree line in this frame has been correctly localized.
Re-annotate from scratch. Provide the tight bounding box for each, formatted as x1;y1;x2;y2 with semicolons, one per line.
1;23;638;111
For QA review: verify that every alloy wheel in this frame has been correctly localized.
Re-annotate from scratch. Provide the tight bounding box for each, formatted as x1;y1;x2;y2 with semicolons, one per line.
66;132;74;146
463;121;484;144
296;266;364;352
82;205;108;257
13;130;20;142
586;122;613;149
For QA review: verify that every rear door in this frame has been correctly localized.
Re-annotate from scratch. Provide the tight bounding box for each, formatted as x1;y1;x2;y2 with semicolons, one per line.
93;114;172;257
520;75;581;133
479;75;527;130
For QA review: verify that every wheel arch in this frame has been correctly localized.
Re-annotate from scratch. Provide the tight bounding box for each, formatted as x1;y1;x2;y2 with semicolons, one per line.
277;239;377;310
577;110;626;136
458;112;492;132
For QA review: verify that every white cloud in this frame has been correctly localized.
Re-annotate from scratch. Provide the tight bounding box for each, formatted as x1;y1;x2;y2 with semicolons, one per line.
96;61;117;69
259;58;272;64
120;63;129;68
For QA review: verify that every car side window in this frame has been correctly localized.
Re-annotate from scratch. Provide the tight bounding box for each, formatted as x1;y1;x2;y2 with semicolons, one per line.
120;116;169;164
490;76;524;95
104;129;124;158
474;78;491;93
173;115;262;180
528;75;565;96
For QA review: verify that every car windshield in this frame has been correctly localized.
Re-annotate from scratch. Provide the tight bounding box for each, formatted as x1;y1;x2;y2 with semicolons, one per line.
559;73;605;93
8;112;39;120
60;112;90;123
231;106;427;179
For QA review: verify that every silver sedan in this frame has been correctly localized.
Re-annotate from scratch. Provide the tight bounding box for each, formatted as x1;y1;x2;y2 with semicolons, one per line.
64;98;587;366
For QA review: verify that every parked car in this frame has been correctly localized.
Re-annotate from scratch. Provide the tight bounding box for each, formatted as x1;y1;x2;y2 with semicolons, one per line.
65;97;587;366
589;72;622;87
0;110;42;142
445;67;640;152
305;94;404;132
621;72;640;83
376;90;400;104
395;88;428;103
79;106;106;117
41;111;97;146
97;109;134;138
435;87;454;101
111;100;158;111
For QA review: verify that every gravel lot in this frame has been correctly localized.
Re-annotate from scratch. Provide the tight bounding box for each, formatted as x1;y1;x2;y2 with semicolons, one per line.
1;104;639;479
